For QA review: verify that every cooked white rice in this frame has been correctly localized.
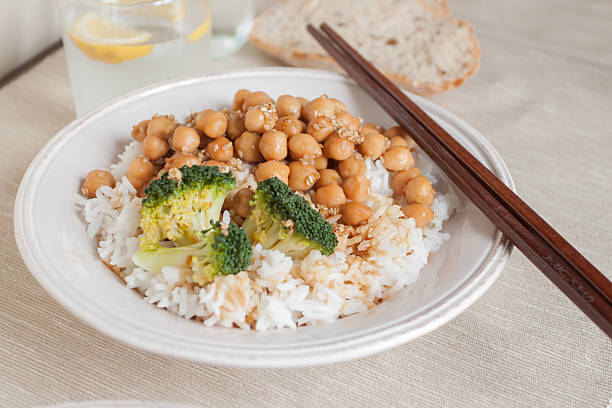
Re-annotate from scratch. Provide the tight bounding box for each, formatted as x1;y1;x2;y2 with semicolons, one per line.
83;139;458;330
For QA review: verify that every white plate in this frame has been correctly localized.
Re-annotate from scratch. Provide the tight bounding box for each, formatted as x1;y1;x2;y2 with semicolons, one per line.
15;68;513;368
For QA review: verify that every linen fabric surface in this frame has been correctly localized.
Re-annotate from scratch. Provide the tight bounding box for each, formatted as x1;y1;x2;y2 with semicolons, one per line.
1;0;611;406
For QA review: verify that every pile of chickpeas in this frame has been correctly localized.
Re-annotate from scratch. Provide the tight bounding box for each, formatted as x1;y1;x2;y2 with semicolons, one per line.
81;90;436;228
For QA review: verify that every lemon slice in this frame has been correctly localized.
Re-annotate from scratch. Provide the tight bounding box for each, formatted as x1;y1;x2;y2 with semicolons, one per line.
68;12;153;64
187;12;211;43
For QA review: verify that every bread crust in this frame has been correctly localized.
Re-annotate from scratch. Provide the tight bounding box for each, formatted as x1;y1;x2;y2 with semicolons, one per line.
418;0;451;16
248;0;480;94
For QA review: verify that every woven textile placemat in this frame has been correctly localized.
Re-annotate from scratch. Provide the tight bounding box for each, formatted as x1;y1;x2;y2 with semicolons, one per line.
1;1;611;406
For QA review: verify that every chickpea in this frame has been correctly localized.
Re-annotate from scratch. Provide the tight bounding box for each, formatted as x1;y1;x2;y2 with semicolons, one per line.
197;111;227;139
306;115;335;142
390;168;421;196
127;157;154;189
259;130;288;161
389;136;410;149
81;170;115;198
383;126;407;138
316;169;343;188
234;188;254;218
276;95;302;118
276;116;305;138
302;96;336;122
358;130;387;159
338;158;366;178
142;135;169;160
297;98;309;119
297;96;309;107
405;167;421;179
255;161;290;184
402;203;434;228
232;89;250;111
234;131;264;162
244;107;277;133
172;126;200;153
340;201;372;226
343;175;370;201
313;155;328;170
335;111;361;132
362;122;381;133
404;176;435;206
222;195;233;212
242;91;272;112
288;161;320;191
359;127;376;137
206;137;234;162
288;133;321;160
165;152;180;166
204;160;227;168
198;135;212;150
384;126;416;148
323;133;354;161
131;120;149;142
168;153;201;169
147;115;175;139
328;98;346;113
382;146;414;171
197;109;215;121
244;108;264;133
316;184;346;208
226;112;246;140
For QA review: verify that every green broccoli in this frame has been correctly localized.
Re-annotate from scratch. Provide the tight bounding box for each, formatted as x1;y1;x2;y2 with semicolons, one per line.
139;165;236;249
132;222;252;286
241;177;338;258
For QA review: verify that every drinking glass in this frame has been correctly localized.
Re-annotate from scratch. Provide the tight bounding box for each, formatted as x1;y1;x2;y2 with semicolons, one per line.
58;0;211;116
209;0;253;59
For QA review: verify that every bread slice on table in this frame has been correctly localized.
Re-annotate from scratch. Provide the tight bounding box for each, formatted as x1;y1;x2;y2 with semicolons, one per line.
420;0;451;16
249;0;480;94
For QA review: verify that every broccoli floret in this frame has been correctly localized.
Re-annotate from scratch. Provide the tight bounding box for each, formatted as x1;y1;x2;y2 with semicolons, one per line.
132;222;252;286
139;165;236;248
241;177;337;258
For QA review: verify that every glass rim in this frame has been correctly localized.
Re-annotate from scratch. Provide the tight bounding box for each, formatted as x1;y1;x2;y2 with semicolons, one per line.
60;0;178;9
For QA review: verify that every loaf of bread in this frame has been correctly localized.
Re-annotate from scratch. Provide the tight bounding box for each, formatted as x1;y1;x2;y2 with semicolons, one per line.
249;0;480;94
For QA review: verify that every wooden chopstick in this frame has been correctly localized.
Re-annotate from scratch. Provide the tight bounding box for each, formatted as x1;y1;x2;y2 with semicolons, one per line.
307;23;612;338
317;22;612;305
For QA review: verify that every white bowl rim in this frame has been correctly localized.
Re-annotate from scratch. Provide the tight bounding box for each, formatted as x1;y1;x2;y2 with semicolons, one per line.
14;67;514;367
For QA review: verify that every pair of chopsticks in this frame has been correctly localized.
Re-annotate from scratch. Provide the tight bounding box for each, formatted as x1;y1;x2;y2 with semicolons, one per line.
307;23;612;339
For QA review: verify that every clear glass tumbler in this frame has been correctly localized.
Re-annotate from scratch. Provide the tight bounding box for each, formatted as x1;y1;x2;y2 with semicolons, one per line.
58;0;211;116
209;0;253;59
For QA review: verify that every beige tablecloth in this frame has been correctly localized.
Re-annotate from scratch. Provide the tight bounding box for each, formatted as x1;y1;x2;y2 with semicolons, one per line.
1;1;611;407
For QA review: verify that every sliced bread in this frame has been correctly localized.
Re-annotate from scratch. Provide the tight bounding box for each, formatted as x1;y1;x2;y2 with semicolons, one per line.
420;0;451;16
249;0;480;94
